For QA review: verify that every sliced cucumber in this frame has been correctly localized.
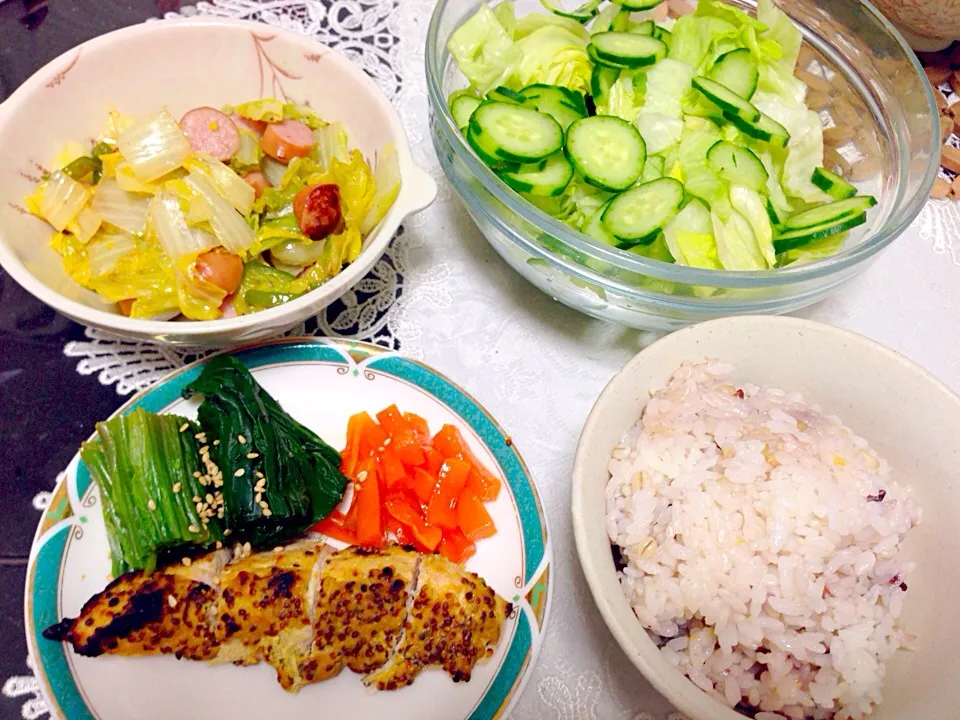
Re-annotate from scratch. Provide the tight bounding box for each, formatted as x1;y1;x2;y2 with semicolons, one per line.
520;84;588;128
766;197;785;226
539;0;603;22
566;116;647;192
500;152;575;197
590;65;621;103
706;141;769;191
592;5;630;32
692;76;761;123
782;196;877;230
709;48;759;100
773;213;866;254
582;199;620;246
602;178;684;244
630;20;655;36
487;86;525;104
450;94;483;130
613;0;664;9
587;43;632;69
811;167;857;200
653;26;672;48
466;124;520;171
723;110;791;148
590;32;667;69
469;101;564;163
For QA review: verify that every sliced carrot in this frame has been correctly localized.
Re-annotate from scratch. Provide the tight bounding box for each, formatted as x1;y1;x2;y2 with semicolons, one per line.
340;412;367;477
426;457;471;529
457;489;496;541
358;416;389;459
402;412;430;442
313;512;357;544
379;446;408;488
412;467;438;504
439;527;476;564
376;404;409;436
432;424;501;501
355;458;383;548
420;447;444;476
392;428;426;467
384;492;443;551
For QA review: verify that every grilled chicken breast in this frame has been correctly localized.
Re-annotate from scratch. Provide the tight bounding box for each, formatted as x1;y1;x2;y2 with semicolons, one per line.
45;542;511;694
365;552;511;690
42;552;227;661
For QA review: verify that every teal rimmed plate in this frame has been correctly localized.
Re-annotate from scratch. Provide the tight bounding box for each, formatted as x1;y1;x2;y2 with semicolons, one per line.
25;338;551;720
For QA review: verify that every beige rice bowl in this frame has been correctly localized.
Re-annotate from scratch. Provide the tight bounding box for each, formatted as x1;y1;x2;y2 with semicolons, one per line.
605;360;921;720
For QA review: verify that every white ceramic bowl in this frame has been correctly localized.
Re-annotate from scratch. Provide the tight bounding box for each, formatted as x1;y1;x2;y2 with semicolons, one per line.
572;315;960;720
0;17;437;346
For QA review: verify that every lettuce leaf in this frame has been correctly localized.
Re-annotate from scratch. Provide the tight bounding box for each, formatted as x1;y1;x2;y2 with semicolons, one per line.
712;207;766;270
729;184;774;267
447;3;519;93
509;25;592;94
663;198;722;269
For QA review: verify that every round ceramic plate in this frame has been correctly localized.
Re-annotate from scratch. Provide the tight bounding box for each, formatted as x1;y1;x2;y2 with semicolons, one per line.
25;338;552;720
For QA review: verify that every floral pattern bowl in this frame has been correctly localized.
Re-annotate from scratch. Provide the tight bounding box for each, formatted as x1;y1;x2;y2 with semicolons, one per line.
0;17;437;346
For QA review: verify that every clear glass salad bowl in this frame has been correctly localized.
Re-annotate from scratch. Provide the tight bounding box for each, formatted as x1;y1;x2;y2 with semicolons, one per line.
426;0;939;331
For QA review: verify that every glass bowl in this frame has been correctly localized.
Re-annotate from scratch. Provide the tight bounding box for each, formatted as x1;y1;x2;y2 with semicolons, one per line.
426;0;939;331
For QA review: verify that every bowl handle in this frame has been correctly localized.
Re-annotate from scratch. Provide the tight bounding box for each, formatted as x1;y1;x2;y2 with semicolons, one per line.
400;164;439;215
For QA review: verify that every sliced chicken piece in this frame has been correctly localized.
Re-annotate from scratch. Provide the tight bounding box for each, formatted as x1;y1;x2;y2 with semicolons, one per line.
212;540;329;691
42;552;227;661
302;546;419;684
364;552;512;690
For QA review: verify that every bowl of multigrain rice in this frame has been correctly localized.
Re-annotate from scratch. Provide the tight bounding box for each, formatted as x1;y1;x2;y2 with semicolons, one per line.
571;315;960;720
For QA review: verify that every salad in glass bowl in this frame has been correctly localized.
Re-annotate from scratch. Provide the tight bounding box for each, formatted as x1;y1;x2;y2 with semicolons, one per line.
24;99;399;321
444;0;878;275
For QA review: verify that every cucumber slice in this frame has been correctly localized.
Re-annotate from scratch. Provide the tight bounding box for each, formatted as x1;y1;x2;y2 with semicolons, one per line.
709;48;759;100
582;199;621;246
450;94;482;130
653;26;672;48
469;101;565;163
773;213;866;254
539;0;603;22
487;86;525;104
565;116;647;192
500;152;575;197
587;43;633;69
466;124;520;171
601;177;685;244
521;95;583;131
590;32;667;69
692;76;761;123
590;65;621;104
706;141;769;191
630;20;655;36
520;84;588;127
723;110;791;148
782;196;877;230
592;5;630;32
766;197;785;226
811;167;857;200
613;0;664;9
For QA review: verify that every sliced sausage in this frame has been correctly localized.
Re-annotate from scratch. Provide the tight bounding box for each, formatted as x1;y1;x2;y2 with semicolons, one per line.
293;183;342;240
241;169;271;200
219;296;238;319
195;248;243;294
261;119;315;163
179;107;240;161
232;113;267;137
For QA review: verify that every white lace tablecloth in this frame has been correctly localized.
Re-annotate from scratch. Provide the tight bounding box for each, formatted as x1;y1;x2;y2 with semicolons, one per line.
7;1;960;718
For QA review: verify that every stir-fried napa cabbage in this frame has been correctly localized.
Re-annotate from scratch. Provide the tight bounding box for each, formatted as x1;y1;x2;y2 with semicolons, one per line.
26;99;401;319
